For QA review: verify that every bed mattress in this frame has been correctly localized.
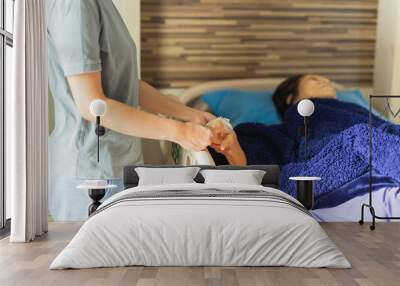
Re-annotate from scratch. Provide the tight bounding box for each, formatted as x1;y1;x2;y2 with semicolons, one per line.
313;186;400;222
50;183;350;269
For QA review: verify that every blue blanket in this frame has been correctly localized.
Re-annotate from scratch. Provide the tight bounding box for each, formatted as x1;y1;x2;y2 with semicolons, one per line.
212;99;400;208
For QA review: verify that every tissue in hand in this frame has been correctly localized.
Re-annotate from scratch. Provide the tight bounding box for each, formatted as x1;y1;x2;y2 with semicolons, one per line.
206;117;233;130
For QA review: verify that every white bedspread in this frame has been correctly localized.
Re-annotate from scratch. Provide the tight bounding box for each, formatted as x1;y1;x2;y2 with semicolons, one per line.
50;183;350;269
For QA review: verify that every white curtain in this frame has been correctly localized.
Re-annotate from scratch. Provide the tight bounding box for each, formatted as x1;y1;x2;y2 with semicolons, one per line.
8;0;48;242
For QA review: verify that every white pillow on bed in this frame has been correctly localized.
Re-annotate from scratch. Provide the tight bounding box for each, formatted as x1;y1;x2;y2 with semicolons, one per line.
200;169;266;185
135;167;200;186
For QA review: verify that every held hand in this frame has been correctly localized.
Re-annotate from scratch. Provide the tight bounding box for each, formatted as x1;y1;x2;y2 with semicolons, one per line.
192;111;216;126
210;132;239;155
209;121;232;146
210;131;247;165
174;122;212;152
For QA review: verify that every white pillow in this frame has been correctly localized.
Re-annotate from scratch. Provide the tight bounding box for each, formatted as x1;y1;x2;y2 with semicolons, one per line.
200;169;266;185
135;167;200;186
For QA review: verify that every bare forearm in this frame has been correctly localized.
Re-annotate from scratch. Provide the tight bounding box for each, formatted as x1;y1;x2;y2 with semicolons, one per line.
86;98;211;151
67;72;211;151
95;97;181;142
225;145;247;166
68;74;180;142
139;80;199;121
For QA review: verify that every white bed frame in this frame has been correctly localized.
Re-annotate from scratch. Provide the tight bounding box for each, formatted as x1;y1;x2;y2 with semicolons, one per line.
160;78;372;165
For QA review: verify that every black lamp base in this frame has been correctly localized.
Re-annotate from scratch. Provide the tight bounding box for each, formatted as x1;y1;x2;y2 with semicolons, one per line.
296;180;315;210
88;188;106;216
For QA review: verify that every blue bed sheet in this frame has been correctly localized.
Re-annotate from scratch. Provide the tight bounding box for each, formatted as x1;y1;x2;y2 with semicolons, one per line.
202;89;371;127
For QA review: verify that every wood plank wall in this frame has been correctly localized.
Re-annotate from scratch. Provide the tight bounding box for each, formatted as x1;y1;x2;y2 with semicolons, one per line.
141;0;377;89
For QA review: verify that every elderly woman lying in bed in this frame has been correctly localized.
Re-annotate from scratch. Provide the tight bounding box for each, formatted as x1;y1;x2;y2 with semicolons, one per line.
208;74;400;204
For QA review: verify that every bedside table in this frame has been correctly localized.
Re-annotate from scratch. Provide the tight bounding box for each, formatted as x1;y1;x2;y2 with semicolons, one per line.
77;180;118;216
289;176;321;210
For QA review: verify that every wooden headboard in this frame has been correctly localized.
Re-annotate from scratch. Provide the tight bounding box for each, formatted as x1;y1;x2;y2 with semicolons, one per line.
141;0;377;88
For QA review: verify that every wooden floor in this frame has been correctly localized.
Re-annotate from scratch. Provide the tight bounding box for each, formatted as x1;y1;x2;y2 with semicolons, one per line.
0;223;399;286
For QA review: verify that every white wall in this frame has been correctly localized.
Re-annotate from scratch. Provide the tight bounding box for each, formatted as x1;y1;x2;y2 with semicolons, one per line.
373;0;400;117
113;0;164;164
113;0;141;76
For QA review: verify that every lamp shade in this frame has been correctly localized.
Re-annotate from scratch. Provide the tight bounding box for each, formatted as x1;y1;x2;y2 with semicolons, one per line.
297;99;315;117
90;99;107;117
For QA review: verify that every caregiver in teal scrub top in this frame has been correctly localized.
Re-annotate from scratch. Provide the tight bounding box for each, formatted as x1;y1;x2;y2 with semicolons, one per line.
47;0;214;220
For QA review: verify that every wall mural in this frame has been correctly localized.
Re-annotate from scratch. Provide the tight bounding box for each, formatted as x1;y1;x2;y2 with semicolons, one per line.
46;0;396;224
141;0;378;88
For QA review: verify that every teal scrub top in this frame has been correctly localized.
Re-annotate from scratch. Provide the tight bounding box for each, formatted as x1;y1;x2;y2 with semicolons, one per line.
47;0;143;181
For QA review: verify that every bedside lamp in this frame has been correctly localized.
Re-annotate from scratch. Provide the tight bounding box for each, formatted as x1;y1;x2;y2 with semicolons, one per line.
89;99;107;162
78;99;111;216
292;99;318;210
297;99;315;160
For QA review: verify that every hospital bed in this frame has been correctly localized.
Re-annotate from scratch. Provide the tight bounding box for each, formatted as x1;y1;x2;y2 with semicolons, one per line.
160;78;372;166
159;78;400;222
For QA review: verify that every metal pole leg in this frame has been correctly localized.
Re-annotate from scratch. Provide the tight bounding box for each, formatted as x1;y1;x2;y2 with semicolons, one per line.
369;207;376;231
359;204;366;225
